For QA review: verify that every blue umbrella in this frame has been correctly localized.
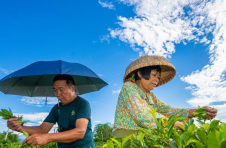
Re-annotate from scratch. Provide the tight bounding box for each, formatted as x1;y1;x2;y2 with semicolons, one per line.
0;60;108;97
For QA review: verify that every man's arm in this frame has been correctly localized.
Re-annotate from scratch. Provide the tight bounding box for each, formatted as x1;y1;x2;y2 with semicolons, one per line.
7;118;54;135
22;118;89;146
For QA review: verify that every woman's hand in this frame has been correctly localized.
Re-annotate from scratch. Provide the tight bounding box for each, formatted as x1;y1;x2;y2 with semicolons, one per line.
174;121;185;131
188;106;218;120
203;106;218;120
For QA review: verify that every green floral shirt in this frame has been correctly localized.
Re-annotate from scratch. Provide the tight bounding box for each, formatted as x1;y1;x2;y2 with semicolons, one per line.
113;81;189;136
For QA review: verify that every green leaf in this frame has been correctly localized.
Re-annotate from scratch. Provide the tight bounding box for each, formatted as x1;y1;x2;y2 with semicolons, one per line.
170;141;178;148
177;125;185;131
219;122;226;145
136;127;153;138
193;106;207;122
221;140;226;148
106;140;114;148
148;109;161;128
207;130;221;148
172;129;182;148
196;127;207;145
182;131;193;146
122;135;132;148
103;143;108;148
133;139;142;148
17;116;23;121
21;120;29;126
23;131;29;137
144;138;155;147
202;123;210;130
209;120;220;130
153;145;165;148
186;139;205;148
110;137;121;148
136;131;144;144
187;124;195;134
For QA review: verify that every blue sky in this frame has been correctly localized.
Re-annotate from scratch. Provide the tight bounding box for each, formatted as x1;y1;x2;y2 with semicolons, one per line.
0;0;226;140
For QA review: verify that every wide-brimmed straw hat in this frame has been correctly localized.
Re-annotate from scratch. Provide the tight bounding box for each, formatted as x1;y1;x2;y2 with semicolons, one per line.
123;55;176;87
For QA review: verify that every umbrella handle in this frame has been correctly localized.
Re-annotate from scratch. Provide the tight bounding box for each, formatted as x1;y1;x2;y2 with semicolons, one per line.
45;97;47;105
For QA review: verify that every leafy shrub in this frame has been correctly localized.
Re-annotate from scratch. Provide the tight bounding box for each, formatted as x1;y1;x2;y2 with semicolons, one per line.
103;108;226;148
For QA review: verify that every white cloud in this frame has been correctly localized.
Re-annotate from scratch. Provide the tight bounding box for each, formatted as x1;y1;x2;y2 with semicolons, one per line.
0;119;6;125
94;121;102;123
114;84;118;86
180;1;226;111
112;89;121;94
100;35;110;43
21;97;58;107
108;0;226;121
98;73;103;77
0;67;14;75
89;101;97;104
214;104;226;123
14;112;49;123
98;0;115;10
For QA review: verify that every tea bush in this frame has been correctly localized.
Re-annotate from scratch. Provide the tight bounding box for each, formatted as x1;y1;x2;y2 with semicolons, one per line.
103;108;226;148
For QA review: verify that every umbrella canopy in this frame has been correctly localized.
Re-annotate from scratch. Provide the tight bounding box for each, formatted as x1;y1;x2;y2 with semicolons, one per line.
0;60;108;97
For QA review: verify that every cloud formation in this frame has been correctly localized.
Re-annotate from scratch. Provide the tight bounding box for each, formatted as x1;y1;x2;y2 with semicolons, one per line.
21;97;58;107
0;67;14;75
94;121;102;123
109;0;226;120
112;89;121;94
98;0;115;10
14;112;49;123
100;35;110;43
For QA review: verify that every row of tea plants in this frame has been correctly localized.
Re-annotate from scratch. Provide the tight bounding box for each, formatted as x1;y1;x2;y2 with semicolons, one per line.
103;108;226;148
0;142;57;148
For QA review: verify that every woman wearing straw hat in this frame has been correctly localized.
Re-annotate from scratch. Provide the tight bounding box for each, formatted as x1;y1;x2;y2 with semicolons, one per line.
113;55;217;138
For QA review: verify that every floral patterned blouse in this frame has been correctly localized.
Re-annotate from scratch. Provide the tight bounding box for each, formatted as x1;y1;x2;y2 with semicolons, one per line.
113;81;189;137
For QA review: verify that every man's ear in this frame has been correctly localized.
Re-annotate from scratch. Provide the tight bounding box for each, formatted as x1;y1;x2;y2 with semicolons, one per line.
70;85;75;91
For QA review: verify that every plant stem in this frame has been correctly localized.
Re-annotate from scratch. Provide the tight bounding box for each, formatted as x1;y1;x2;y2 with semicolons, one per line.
4;128;9;140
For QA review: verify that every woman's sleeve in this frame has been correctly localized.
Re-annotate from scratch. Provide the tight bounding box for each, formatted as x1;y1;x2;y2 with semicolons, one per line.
121;83;157;129
152;93;189;118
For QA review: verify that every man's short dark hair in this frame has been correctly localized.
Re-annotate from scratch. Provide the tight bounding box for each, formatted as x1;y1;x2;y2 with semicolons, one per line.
135;66;161;80
53;74;75;86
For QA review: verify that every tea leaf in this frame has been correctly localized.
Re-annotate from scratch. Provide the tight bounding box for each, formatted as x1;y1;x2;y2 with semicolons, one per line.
219;122;226;144
207;130;221;148
122;135;132;148
193;106;207;122
110;137;121;148
196;127;207;145
23;131;29;137
186;139;205;148
209;120;220;130
182;131;193;146
172;129;182;148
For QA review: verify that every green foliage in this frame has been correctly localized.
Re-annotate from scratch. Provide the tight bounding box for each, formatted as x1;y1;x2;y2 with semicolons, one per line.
94;122;113;143
0;108;13;120
0;131;20;143
192;106;207;122
103;107;226;148
0;141;58;148
0;108;29;126
23;131;29;137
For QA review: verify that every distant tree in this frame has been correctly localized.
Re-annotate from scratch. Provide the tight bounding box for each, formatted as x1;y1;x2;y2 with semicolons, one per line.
93;122;113;143
0;131;20;143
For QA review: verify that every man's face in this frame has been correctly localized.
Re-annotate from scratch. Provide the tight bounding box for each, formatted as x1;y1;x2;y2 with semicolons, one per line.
53;80;75;105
